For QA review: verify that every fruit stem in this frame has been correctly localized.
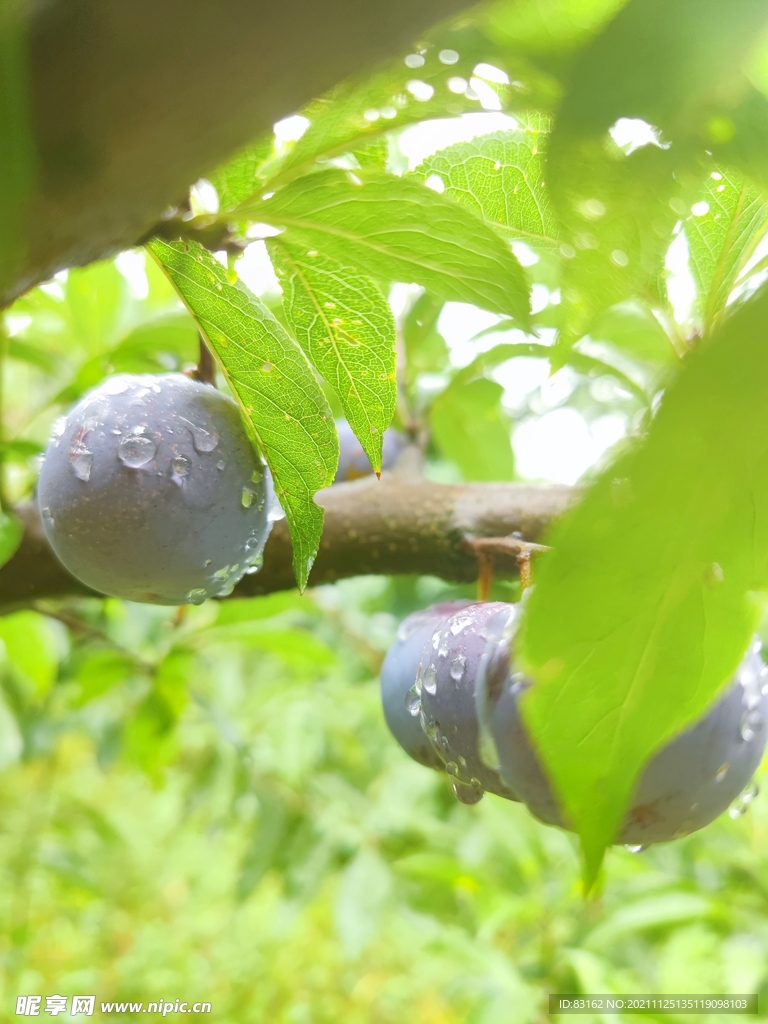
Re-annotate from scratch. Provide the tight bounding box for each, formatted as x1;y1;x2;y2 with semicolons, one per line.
190;332;217;386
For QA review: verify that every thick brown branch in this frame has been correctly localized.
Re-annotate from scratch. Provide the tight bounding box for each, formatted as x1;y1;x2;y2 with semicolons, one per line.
3;0;474;306
0;479;573;608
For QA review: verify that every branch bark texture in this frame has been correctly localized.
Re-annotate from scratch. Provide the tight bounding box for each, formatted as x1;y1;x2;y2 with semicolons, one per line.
0;479;573;608
3;0;474;306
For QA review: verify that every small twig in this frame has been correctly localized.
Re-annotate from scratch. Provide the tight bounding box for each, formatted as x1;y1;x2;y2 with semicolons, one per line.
477;552;493;602
189;332;217;385
141;216;247;257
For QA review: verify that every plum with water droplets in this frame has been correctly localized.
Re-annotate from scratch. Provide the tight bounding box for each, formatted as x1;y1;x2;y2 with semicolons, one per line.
416;602;519;804
334;418;407;483
38;373;274;605
477;605;768;844
380;601;473;770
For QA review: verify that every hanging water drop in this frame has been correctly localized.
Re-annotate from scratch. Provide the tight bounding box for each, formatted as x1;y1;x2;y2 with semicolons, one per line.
422;663;438;695
405;683;422;716
180;417;219;453
187;588;207;605
451;777;484;805
624;844;647;853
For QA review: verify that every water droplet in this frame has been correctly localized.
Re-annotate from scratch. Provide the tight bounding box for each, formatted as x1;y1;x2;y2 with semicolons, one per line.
741;710;763;742
102;377;129;395
70;448;93;481
438;641;449;659
251;466;264;483
715;763;729;783
42;507;54;526
213;566;230;581
405;682;422;716
171;454;191;485
729;780;759;818
450;655;466;682
450;614;473;635
241;487;255;508
422;663;438;695
117;431;157;468
216;460;226;470
51;416;67;443
624;845;647;853
451;777;484;805
204;559;212;567
180;417;218;453
187;588;207;605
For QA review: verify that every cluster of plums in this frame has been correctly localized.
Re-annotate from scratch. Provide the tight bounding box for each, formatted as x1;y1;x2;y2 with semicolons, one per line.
37;372;403;605
381;600;768;846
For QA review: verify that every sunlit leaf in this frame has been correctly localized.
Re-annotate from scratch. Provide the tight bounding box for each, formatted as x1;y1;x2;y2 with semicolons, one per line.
685;168;768;335
268;239;396;473
414;116;559;248
519;284;768;884
256;170;531;323
147;238;337;591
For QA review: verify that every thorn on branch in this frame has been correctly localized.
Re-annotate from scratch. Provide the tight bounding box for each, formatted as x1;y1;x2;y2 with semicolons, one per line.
465;534;550;595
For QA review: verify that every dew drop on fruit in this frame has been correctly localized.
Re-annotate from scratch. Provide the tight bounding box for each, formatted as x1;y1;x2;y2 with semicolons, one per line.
171;454;191;485
422;663;438;695
117;432;157;468
715;762;729;783
740;710;763;742
51;416;67;443
217;460;226;470
70;447;93;481
42;507;54;526
241;487;255;508
187;588;208;605
405;683;422;716
624;844;647;853
181;417;219;453
251;467;264;483
729;780;759;818
450;614;473;635
450;654;466;682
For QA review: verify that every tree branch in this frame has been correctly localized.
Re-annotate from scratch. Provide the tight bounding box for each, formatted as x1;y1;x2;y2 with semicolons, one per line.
0;479;573;608
3;0;475;306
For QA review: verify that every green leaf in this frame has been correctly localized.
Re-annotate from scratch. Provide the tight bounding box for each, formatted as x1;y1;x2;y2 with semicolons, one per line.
402;292;448;394
65;260;127;352
0;510;22;569
256;171;531;323
147;238;337;592
453;338;650;406
208;136;275;210
482;0;628;56
265;49;499;192
430;377;513;481
268;240;396;474
518;284;768;885
414;117;559;249
685;168;768;335
589;302;677;366
546;0;768;340
0;610;59;699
